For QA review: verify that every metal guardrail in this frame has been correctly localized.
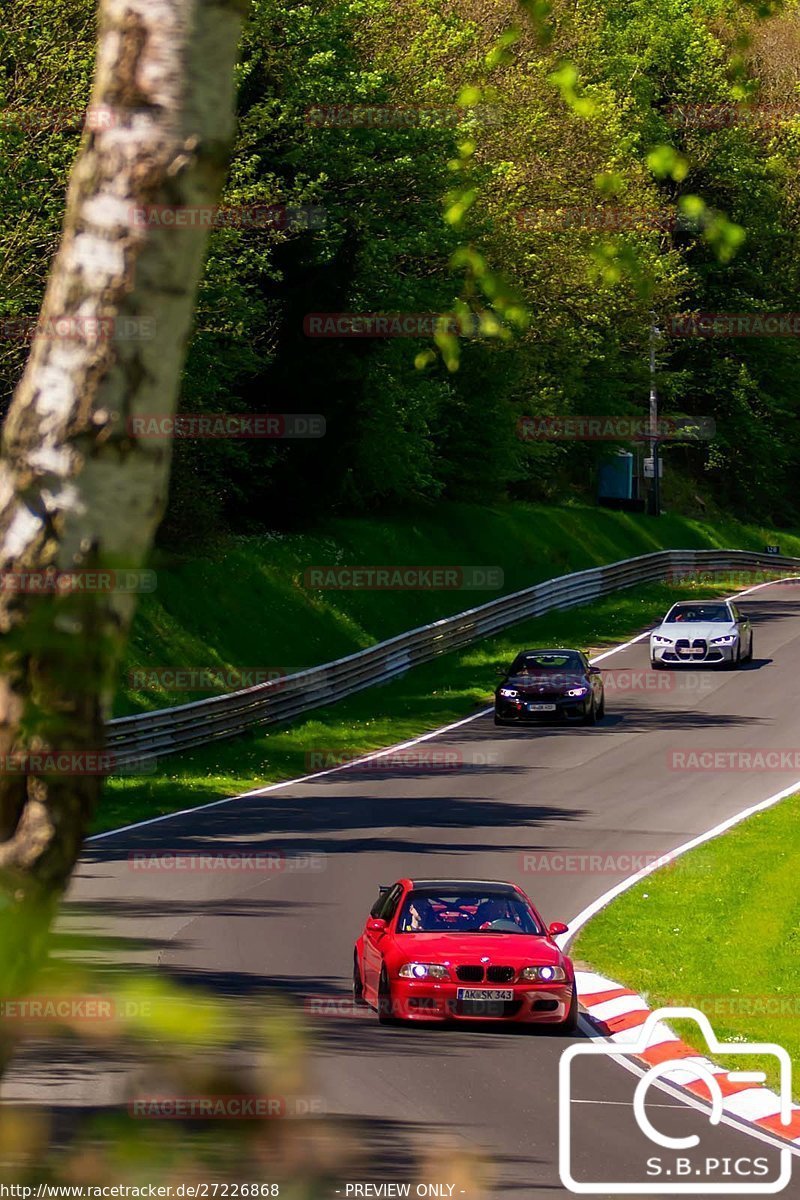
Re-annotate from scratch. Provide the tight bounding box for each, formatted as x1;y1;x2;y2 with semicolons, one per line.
107;549;800;763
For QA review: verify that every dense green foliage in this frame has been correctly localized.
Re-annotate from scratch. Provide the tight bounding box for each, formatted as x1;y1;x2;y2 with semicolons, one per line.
2;0;800;537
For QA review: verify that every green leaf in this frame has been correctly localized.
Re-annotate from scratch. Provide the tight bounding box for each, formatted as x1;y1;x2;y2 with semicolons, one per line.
646;145;690;182
457;85;483;108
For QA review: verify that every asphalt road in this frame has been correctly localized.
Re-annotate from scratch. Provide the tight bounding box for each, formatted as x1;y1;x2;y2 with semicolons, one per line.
7;582;800;1196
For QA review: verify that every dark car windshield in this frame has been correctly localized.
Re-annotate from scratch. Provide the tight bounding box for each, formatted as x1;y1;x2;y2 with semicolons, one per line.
396;890;542;934
509;652;583;675
664;604;731;624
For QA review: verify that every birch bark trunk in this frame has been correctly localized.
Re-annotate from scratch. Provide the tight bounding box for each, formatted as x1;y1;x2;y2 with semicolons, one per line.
0;0;245;1011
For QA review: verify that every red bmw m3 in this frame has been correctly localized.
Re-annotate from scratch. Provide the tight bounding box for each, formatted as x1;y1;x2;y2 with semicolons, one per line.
353;878;578;1031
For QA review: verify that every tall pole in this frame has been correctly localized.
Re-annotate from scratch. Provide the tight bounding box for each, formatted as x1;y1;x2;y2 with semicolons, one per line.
649;317;661;516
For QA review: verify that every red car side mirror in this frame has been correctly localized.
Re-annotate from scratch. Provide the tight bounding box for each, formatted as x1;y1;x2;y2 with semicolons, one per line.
368;918;387;933
548;920;569;937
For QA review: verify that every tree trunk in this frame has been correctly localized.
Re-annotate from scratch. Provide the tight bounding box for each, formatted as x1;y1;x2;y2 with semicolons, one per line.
0;0;245;1023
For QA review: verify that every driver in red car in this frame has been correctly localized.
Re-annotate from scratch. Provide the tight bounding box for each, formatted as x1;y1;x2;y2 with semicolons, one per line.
400;897;438;932
476;897;510;929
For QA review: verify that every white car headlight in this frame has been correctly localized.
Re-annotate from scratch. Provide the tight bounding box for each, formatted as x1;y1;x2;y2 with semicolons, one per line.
499;688;518;698
652;634;673;645
710;634;737;645
398;963;449;980
567;687;588;697
520;965;567;982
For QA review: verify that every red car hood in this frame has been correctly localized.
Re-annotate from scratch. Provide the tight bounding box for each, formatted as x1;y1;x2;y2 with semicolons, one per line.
391;932;565;966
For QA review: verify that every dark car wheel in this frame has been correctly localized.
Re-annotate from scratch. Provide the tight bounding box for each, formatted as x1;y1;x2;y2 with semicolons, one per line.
582;696;597;726
353;953;367;1007
377;968;399;1025
494;713;508;726
651;658;663;670
596;692;605;720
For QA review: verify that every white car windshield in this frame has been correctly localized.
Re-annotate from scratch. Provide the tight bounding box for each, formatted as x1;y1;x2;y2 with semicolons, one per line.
664;604;731;624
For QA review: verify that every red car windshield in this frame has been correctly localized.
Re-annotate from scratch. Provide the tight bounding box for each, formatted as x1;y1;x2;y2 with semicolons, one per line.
396;891;542;934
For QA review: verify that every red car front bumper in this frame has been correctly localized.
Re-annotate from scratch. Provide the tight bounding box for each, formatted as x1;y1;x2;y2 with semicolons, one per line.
386;978;574;1023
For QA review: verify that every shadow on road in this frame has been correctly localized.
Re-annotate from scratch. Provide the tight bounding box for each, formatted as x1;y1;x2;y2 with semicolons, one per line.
82;793;588;867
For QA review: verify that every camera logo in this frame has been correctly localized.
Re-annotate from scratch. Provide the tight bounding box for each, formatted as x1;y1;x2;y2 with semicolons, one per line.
559;1007;793;1194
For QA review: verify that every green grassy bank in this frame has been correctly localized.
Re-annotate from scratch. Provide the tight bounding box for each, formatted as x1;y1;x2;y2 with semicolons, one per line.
120;501;800;716
573;793;800;1096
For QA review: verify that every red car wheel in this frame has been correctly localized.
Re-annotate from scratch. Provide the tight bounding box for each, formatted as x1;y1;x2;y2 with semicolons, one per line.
377;968;399;1025
353;953;367;1007
556;988;578;1033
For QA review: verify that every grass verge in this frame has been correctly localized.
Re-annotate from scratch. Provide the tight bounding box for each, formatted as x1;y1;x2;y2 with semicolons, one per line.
573;793;800;1095
119;501;800;716
104;577;730;835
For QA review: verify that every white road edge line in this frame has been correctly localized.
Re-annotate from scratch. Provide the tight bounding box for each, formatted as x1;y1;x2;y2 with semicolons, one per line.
560;574;800;941
90;570;793;842
560;781;800;944
86;575;800;1156
558;575;800;1158
88;610;660;841
576;1016;800;1158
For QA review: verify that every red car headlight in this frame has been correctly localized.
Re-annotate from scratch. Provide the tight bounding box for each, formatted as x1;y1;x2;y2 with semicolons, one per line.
398;963;450;980
520;965;567;982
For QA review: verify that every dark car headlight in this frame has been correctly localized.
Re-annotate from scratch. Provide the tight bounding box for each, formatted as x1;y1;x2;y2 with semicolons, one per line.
498;688;518;698
398;963;450;980
567;686;588;697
